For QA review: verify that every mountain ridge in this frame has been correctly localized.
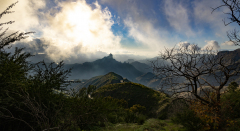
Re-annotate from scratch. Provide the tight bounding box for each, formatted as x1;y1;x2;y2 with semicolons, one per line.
74;72;130;90
64;54;144;81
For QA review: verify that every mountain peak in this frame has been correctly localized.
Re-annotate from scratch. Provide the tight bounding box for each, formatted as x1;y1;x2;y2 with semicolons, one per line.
108;53;113;59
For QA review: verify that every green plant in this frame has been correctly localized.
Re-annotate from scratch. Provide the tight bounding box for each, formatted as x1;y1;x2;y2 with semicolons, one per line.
227;82;239;92
171;108;204;131
129;104;146;114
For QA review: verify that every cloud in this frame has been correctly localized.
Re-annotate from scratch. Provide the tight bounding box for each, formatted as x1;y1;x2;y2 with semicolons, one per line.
1;0;127;63
37;0;122;62
100;0;176;56
193;0;234;38
177;41;201;50
164;0;195;37
0;0;46;33
188;44;201;51
177;41;190;48
124;17;169;53
221;41;235;46
202;40;220;50
177;41;220;51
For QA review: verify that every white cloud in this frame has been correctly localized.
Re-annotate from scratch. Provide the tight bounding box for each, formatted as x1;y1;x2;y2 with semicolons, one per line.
177;41;220;51
0;0;46;33
100;0;177;56
124;17;170;55
177;41;201;50
164;0;195;37
39;0;123;62
188;44;201;51
221;41;235;46
177;41;190;49
202;40;220;50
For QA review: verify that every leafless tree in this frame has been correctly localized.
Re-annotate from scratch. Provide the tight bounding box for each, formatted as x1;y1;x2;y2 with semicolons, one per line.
212;0;240;45
152;45;240;126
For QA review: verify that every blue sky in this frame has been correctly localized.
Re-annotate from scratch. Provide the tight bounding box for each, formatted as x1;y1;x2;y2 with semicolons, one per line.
0;0;239;63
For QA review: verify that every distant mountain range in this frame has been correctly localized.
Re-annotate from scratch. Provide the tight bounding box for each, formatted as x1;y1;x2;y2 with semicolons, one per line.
68;71;161;91
36;49;240;90
130;61;153;73
64;54;145;81
217;48;240;63
136;72;161;89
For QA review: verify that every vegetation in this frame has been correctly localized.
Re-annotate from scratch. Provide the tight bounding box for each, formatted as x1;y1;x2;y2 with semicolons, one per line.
0;3;153;130
2;1;240;131
101;119;184;131
93;82;169;117
77;72;130;90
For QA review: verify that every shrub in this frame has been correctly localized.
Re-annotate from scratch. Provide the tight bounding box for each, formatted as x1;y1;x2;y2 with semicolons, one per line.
171;108;204;131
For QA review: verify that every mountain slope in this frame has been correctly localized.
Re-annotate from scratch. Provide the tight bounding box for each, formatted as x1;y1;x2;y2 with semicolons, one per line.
136;72;161;89
130;61;153;73
74;72;130;90
93;82;169;117
217;48;240;62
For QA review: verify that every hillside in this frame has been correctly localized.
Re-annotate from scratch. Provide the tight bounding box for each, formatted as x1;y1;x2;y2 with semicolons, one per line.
93;82;170;117
74;72;130;90
136;72;161;89
217;48;240;62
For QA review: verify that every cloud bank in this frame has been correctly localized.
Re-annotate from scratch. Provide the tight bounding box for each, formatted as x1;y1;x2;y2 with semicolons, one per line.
178;40;220;51
41;0;122;62
164;0;195;37
1;0;126;63
0;0;45;33
1;0;238;64
202;40;220;50
221;41;235;46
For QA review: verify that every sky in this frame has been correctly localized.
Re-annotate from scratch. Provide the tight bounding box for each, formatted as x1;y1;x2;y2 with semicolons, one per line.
0;0;239;63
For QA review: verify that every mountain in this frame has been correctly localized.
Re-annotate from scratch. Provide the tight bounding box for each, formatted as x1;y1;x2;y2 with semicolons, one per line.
73;72;130;90
130;61;153;73
136;72;161;89
217;48;240;62
64;54;144;81
93;82;169;117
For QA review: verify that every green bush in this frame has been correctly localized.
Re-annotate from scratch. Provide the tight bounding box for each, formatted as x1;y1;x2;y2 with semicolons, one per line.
129;104;146;114
227;82;239;92
171;108;204;131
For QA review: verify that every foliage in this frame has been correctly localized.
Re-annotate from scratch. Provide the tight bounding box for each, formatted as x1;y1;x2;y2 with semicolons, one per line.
93;82;169;117
221;89;240;130
190;98;221;130
171;107;204;131
227;81;239;92
152;44;240;129
101;119;184;131
183;88;240;130
129;104;146;114
79;72;130;90
0;2;151;130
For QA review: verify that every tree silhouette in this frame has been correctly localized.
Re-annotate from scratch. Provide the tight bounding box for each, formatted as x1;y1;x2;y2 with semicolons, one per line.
152;45;240;129
213;0;240;46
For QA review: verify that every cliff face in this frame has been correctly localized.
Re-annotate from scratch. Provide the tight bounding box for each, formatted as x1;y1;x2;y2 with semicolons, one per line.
217;49;240;62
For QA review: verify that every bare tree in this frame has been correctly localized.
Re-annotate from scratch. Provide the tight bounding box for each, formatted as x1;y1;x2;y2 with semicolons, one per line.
212;0;240;46
152;45;240;128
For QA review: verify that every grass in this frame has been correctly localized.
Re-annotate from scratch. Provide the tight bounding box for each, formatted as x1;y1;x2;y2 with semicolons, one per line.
100;119;186;131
